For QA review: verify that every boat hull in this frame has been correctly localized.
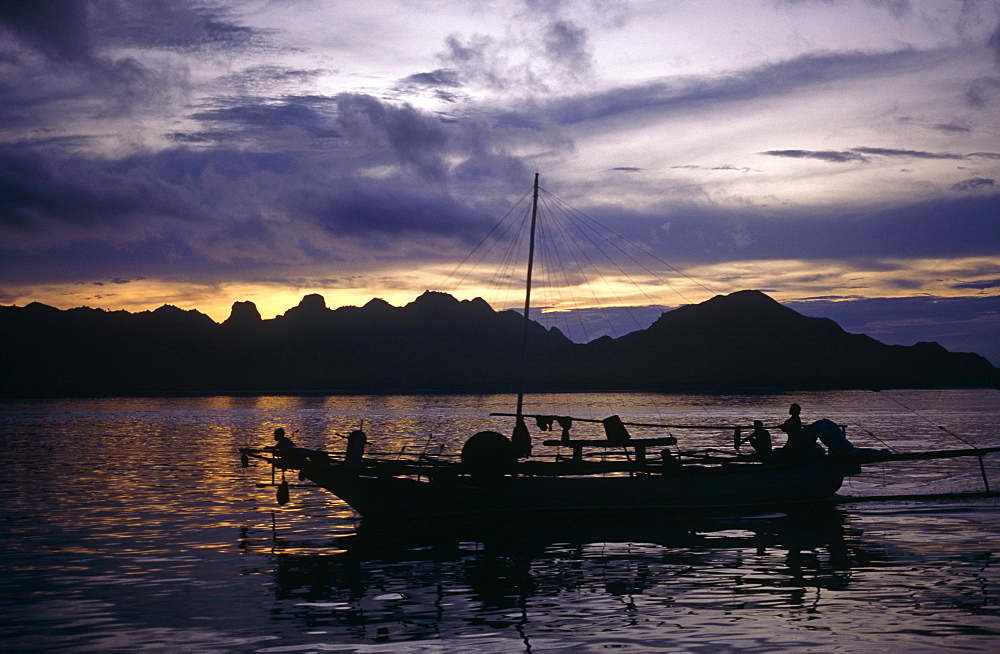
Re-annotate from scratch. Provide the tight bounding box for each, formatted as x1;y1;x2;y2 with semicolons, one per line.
300;460;858;521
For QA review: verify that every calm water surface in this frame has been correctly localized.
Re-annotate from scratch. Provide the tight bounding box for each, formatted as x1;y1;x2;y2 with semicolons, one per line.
1;390;998;652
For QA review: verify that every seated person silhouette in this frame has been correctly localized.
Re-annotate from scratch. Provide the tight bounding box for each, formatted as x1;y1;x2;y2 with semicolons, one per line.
745;420;772;455
272;427;295;449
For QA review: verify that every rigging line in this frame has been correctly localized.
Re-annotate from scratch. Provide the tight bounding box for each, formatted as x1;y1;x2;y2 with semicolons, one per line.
551;191;707;303
488;206;533;313
542;195;647;331
567;197;664;325
535;225;580;344
544;194;632;336
542;188;717;299
537;214;588;338
449;205;532;299
538;194;614;342
539;189;636;326
535;211;574;339
538;194;612;342
549;194;681;314
531;219;579;419
447;205;532;309
875;390;979;449
535;225;597;421
443;188;532;288
472;194;532;312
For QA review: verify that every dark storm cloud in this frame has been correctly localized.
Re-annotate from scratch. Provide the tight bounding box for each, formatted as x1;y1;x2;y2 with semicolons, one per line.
86;1;267;52
0;109;522;281
756;195;1000;260
931;122;972;133
762;147;1000;163
954;278;1000;290
0;237;209;287
0;44;172;127
964;76;1000;108
761;150;868;163
0;1;91;61
439;11;594;92
542;19;593;77
334;93;449;180
176;91;527;186
217;66;330;94
0;146;204;234
603;192;1000;265
952;177;996;191
852;146;966;160
988;21;1000;68
187;97;340;141
0;143;337;274
0;0;267;57
0;0;274;128
402;69;462;88
289;182;491;241
541;48;949;126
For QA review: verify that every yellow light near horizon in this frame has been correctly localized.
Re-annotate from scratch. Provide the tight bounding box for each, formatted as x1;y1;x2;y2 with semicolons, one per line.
5;256;996;323
688;257;1000;303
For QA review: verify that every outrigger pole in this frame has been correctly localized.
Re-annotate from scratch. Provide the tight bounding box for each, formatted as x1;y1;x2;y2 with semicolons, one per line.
515;172;541;422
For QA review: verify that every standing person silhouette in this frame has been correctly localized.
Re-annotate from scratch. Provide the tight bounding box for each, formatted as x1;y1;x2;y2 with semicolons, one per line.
780;403;802;439
779;403;822;457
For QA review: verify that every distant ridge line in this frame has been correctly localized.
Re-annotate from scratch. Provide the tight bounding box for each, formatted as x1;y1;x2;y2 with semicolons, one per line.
1;289;996;397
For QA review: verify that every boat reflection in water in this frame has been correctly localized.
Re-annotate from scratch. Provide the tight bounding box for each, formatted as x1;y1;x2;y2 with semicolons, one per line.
255;509;875;648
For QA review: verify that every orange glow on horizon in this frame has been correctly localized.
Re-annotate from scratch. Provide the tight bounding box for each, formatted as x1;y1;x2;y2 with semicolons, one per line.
4;255;996;321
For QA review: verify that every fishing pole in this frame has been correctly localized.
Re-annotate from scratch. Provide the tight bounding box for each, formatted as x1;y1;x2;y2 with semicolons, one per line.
875;390;978;448
811;393;897;453
875;390;991;493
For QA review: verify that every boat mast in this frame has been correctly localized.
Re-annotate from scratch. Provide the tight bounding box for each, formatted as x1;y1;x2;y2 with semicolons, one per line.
515;172;540;421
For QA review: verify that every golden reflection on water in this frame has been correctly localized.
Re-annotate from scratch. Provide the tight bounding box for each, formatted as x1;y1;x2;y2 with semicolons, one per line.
1;390;997;652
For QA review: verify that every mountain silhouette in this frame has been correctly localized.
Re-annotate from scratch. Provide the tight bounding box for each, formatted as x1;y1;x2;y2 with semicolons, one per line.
590;290;995;390
1;290;995;397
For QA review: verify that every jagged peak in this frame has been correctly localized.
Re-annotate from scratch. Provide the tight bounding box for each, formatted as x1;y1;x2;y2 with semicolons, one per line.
150;304;191;316
702;289;786;310
363;297;395;310
410;290;459;305
282;293;330;319
662;290;794;321
466;296;495;313
224;300;262;325
297;293;327;310
23;301;61;313
149;304;213;320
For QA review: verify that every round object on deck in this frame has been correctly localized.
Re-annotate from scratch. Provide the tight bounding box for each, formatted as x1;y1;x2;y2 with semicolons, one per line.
461;431;517;466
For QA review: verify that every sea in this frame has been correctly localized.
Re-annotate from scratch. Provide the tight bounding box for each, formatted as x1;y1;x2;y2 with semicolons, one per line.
1;389;998;653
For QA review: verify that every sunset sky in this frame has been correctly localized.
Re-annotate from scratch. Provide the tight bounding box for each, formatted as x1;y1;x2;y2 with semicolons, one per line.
1;1;998;362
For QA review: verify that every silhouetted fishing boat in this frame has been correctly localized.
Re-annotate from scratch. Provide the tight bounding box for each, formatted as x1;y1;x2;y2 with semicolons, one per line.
239;175;998;521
